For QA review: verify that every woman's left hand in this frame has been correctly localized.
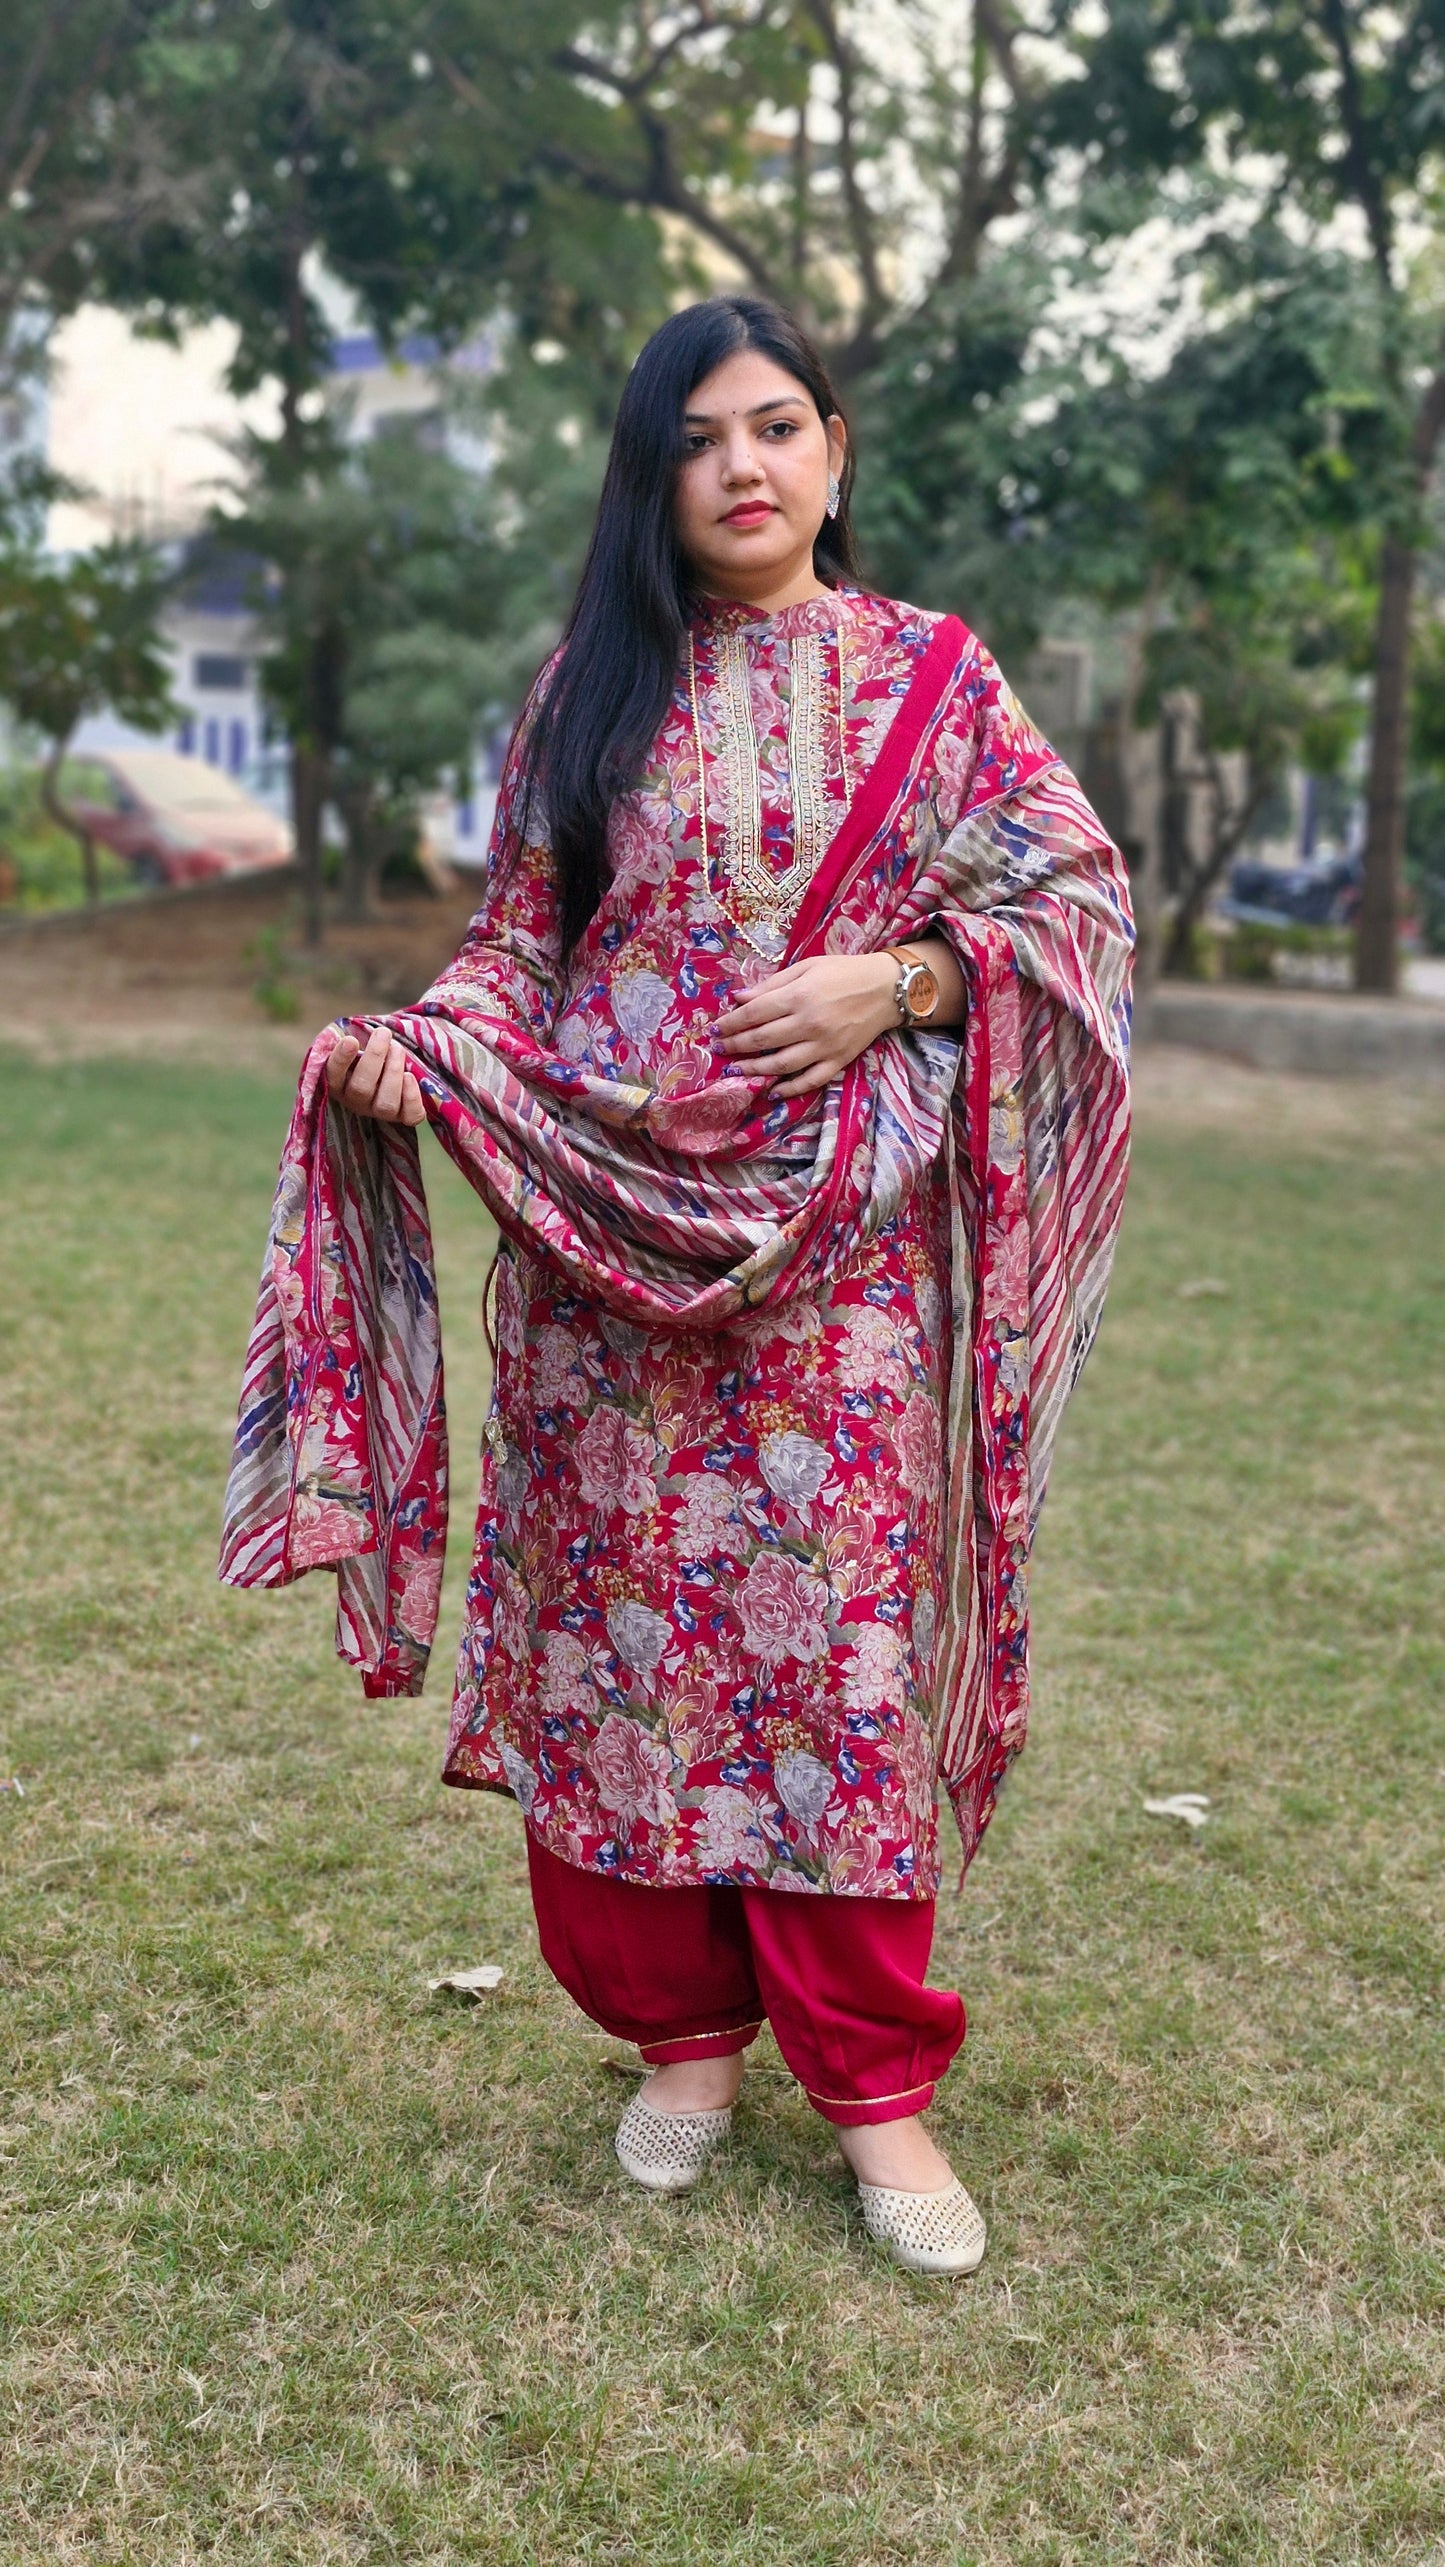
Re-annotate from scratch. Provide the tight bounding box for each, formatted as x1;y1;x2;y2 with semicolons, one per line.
714;953;899;1097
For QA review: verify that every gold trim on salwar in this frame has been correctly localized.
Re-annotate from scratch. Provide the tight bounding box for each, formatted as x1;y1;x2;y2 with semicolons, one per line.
643;2017;765;2049
802;2076;934;2109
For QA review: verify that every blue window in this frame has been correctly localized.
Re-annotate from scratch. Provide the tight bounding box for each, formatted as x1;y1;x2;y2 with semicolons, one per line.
229;719;247;774
194;653;248;691
177;715;196;755
204;718;221;765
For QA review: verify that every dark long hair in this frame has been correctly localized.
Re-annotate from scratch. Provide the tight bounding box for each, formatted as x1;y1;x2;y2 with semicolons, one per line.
517;296;860;953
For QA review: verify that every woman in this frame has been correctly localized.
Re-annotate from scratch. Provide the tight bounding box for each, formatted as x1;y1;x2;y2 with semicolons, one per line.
222;297;1133;2278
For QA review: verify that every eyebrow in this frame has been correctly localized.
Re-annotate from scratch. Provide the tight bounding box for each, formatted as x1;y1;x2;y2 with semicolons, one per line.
683;394;810;425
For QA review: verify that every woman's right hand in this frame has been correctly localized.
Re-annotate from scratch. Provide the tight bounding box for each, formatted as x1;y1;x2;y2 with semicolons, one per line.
325;1026;426;1126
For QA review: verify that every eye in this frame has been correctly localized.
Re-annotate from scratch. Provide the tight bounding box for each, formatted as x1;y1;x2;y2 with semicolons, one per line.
683;431;713;455
761;419;799;440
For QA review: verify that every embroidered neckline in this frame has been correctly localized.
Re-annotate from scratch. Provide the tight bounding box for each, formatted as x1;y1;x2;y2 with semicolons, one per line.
686;620;853;962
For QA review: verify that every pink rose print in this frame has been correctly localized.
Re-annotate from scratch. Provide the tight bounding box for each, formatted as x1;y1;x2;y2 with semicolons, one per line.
539;1631;595;1718
736;1551;830;1668
834;1301;906;1392
397;1551;444;1646
897;1712;938;1824
840;1621;907;1711
986;1216;1031;1322
574;1403;657;1515
591;1713;677;1828
892;1390;941;1502
672;1471;746;1558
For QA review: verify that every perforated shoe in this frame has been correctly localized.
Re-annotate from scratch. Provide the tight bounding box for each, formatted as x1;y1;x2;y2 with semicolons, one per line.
857;2176;987;2275
615;2084;733;2194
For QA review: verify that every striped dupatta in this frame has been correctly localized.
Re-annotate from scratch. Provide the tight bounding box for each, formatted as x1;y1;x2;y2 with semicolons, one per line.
219;616;1133;1876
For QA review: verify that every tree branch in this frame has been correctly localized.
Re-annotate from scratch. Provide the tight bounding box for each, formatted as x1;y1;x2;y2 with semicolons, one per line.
801;0;887;365
1316;0;1394;290
437;40;792;308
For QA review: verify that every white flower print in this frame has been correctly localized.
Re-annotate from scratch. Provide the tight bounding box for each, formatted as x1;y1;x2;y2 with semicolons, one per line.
759;1430;831;1513
498;1739;538;1814
775;1749;835;1831
915;1275;944;1345
496;1442;530;1514
912;1586;938;1675
696;1784;767;1869
600;1312;651;1364
612;970;674;1052
606;1598;672;1677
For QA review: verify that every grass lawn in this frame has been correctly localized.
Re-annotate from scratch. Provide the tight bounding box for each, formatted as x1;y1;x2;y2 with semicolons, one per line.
1;1047;1442;2565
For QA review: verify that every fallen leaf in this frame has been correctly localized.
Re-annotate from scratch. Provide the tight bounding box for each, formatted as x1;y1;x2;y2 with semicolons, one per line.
1143;1793;1211;1830
1177;1278;1229;1300
427;1964;504;1997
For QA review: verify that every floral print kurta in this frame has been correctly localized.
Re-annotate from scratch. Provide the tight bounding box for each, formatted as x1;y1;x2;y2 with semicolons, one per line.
442;591;957;1898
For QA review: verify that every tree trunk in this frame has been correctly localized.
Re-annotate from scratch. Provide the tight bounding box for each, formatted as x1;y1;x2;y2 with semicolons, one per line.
1354;531;1415;993
39;735;97;907
290;742;326;950
1354;361;1445;994
335;785;378;923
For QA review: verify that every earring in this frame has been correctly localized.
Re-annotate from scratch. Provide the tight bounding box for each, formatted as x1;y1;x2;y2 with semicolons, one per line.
826;472;841;520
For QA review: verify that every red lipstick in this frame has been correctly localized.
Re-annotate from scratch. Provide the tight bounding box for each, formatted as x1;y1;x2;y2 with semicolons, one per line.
720;500;774;525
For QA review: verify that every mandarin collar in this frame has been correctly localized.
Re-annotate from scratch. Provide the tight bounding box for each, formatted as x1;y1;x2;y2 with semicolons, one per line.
691;586;859;640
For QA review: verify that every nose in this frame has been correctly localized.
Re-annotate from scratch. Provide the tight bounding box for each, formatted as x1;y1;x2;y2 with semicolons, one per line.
719;428;765;486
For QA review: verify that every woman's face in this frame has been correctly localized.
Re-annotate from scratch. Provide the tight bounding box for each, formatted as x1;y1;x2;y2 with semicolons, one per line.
674;347;846;605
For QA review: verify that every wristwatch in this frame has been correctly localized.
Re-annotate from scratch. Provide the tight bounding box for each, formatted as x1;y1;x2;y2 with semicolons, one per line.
885;944;941;1029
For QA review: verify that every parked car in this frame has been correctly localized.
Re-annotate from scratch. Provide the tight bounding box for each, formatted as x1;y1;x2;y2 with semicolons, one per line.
64;749;293;887
1223;848;1360;930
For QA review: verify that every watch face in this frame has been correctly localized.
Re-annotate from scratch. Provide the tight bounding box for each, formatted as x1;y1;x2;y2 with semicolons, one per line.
907;965;940;1020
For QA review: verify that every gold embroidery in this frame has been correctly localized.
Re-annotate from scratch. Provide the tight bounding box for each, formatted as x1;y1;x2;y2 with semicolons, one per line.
687;620;851;962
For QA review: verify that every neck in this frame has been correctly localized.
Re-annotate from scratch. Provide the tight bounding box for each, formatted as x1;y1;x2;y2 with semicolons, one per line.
694;561;831;616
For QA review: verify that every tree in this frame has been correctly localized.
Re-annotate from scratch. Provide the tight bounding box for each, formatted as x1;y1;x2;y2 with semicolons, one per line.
72;0;697;943
0;1;193;389
224;413;598;921
850;224;1379;980
417;0;1094;380
1040;0;1445;992
0;539;173;901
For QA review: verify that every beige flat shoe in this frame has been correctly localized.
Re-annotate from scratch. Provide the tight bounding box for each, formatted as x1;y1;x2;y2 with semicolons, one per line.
858;2176;987;2275
615;2085;733;2194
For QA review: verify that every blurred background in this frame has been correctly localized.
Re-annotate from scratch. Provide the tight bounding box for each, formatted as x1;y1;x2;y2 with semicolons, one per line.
2;0;1444;1033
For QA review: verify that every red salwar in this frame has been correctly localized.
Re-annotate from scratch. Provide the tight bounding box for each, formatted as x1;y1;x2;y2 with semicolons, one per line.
527;1834;966;2127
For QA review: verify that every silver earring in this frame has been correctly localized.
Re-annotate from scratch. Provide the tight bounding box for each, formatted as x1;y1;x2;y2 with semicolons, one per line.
826;472;841;520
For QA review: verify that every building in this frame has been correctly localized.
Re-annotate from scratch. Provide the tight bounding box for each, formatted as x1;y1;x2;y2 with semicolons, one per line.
65;327;495;859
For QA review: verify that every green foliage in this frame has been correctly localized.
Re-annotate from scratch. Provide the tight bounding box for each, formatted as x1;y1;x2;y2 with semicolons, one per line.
0;764;133;910
0;540;173;751
242;923;302;1023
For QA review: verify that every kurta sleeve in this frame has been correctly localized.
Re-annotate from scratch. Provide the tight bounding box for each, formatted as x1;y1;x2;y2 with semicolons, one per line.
419;691;566;1041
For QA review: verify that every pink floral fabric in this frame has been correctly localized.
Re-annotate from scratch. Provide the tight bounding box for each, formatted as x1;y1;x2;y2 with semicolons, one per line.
220;589;1134;1894
444;592;958;1895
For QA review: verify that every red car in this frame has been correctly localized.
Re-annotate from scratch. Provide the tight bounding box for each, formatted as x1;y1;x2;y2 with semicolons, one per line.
66;748;293;887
